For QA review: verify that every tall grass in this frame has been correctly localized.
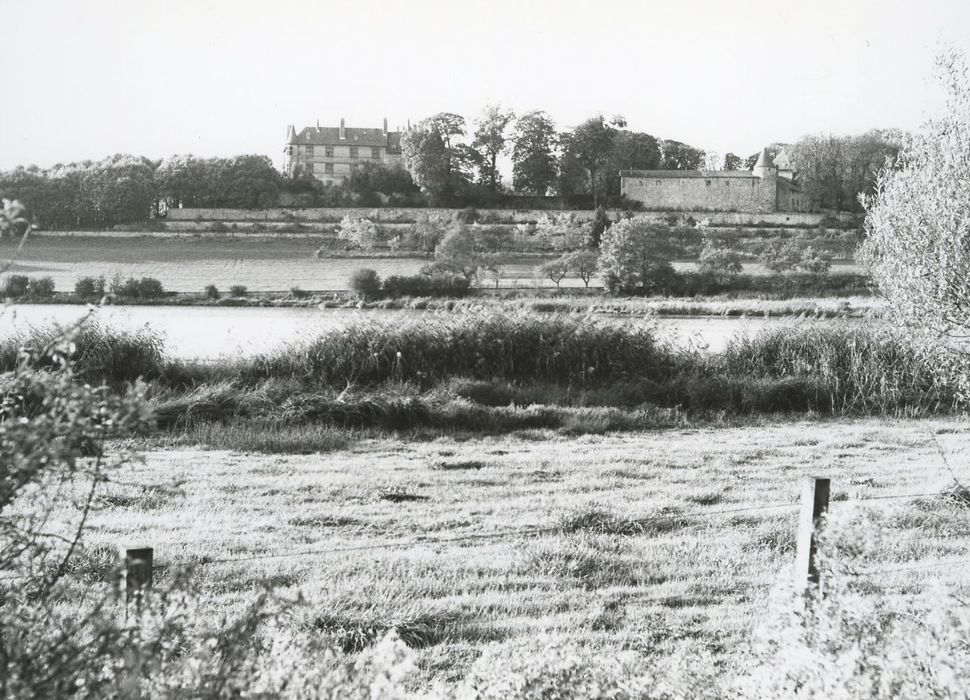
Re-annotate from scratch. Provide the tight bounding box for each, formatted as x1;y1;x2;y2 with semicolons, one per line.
0;322;164;386
720;325;966;414
3;316;966;437
238;313;673;387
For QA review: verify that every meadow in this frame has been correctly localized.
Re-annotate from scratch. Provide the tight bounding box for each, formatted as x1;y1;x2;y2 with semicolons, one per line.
0;234;862;293
7;311;970;695
74;417;970;692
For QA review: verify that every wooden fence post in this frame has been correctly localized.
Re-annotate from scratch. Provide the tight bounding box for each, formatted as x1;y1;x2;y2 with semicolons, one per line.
124;546;153;618
795;477;830;592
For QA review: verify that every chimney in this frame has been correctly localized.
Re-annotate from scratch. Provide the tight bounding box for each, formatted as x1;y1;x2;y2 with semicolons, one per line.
339;118;345;140
316;119;320;132
382;117;388;136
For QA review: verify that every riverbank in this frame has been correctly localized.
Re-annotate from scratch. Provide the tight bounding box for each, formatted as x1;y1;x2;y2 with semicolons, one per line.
5;291;884;318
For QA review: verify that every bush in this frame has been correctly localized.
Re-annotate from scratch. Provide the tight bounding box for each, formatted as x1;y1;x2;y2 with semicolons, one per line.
115;277;165;299
2;274;29;299
455;206;479;224
203;284;220;300
697;245;744;275
28;276;55;299
75;276;106;299
349;268;381;300
381;274;470;298
289;286;310;299
229;284;248;298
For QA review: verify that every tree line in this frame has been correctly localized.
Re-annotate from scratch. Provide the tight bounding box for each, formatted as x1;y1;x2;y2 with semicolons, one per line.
0;117;903;230
0;154;282;229
401;106;904;213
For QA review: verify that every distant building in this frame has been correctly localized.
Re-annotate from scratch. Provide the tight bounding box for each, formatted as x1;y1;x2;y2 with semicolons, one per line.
283;118;403;184
619;147;809;213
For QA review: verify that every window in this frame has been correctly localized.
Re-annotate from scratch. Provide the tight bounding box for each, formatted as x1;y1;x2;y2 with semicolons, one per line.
705;179;711;186
306;145;314;157
325;146;334;158
371;147;381;159
284;146;293;156
324;163;334;174
349;146;358;159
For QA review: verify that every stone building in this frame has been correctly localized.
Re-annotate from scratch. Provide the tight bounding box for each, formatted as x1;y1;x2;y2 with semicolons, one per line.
283;118;403;184
619;148;809;213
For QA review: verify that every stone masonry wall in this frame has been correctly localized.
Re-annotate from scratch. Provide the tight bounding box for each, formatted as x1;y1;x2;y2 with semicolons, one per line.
620;175;776;213
164;207;858;227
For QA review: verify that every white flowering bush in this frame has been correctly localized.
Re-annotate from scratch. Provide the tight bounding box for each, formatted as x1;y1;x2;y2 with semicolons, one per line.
861;49;970;337
535;213;584;251
336;215;382;250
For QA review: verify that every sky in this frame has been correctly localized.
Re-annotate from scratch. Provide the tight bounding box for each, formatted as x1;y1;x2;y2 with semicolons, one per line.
1;0;969;172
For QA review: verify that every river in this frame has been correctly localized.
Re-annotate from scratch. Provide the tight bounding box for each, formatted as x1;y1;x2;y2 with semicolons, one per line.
0;304;854;360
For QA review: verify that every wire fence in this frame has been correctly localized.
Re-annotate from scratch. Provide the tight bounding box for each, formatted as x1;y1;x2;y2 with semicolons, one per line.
1;484;963;590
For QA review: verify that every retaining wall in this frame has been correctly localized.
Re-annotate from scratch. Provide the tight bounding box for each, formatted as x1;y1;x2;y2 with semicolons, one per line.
165;207;860;228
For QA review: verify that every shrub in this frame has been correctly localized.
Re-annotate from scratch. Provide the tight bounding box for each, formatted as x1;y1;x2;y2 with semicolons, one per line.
75;276;106;299
289;286;310;299
229;284;248;298
349;268;381;300
27;276;55;299
115;277;165;299
697;245;744;275
759;239;803;272
2;274;29;299
599;217;681;295
381;274;470;298
208;221;228;233
203;284;220;300
136;277;165;298
455;206;479;224
336;215;381;250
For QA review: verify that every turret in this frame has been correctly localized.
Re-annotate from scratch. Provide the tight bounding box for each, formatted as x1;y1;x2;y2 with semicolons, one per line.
752;147;776;179
286;124;296;143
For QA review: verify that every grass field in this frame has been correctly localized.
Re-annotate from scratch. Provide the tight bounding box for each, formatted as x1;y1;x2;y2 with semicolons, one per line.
0;235;863;293
80;417;970;690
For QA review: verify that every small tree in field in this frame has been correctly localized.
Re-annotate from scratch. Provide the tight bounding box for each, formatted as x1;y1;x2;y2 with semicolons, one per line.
336;215;381;250
698;244;744;276
598;217;679;295
562;249;598;288
538;257;570;291
861;50;970;337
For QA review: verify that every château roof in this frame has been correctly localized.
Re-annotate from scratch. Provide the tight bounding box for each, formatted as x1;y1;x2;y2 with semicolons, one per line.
754;147;774;168
288;126;402;150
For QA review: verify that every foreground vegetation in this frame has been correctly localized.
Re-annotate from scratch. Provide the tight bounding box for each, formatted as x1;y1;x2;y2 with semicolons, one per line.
0;313;958;455
36;419;970;695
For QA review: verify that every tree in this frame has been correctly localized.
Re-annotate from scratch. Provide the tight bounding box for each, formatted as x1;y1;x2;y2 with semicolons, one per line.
336;215;381;250
859;52;970;336
788;132;901;212
600;130;663;200
586;207;613;248
660;140;705;170
723;153;743;171
562;115;621;207
535;213;583;251
472;104;514;193
562;249;598;288
698;244;744;276
345;161;420;205
511;110;558;195
598;217;680;295
427;223;509;283
539;257;570;291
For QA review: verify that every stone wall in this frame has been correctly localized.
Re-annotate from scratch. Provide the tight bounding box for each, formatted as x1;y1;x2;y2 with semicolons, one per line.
164;207;859;228
620;175;775;213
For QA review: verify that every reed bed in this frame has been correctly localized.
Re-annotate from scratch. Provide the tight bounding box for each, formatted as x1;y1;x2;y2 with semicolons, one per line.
3;315;966;446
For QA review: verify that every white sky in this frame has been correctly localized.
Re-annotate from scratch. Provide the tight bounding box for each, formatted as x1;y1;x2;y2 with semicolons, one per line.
1;0;968;171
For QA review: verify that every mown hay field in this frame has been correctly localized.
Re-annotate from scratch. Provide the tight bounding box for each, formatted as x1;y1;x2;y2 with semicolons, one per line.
84;418;970;688
0;235;862;293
